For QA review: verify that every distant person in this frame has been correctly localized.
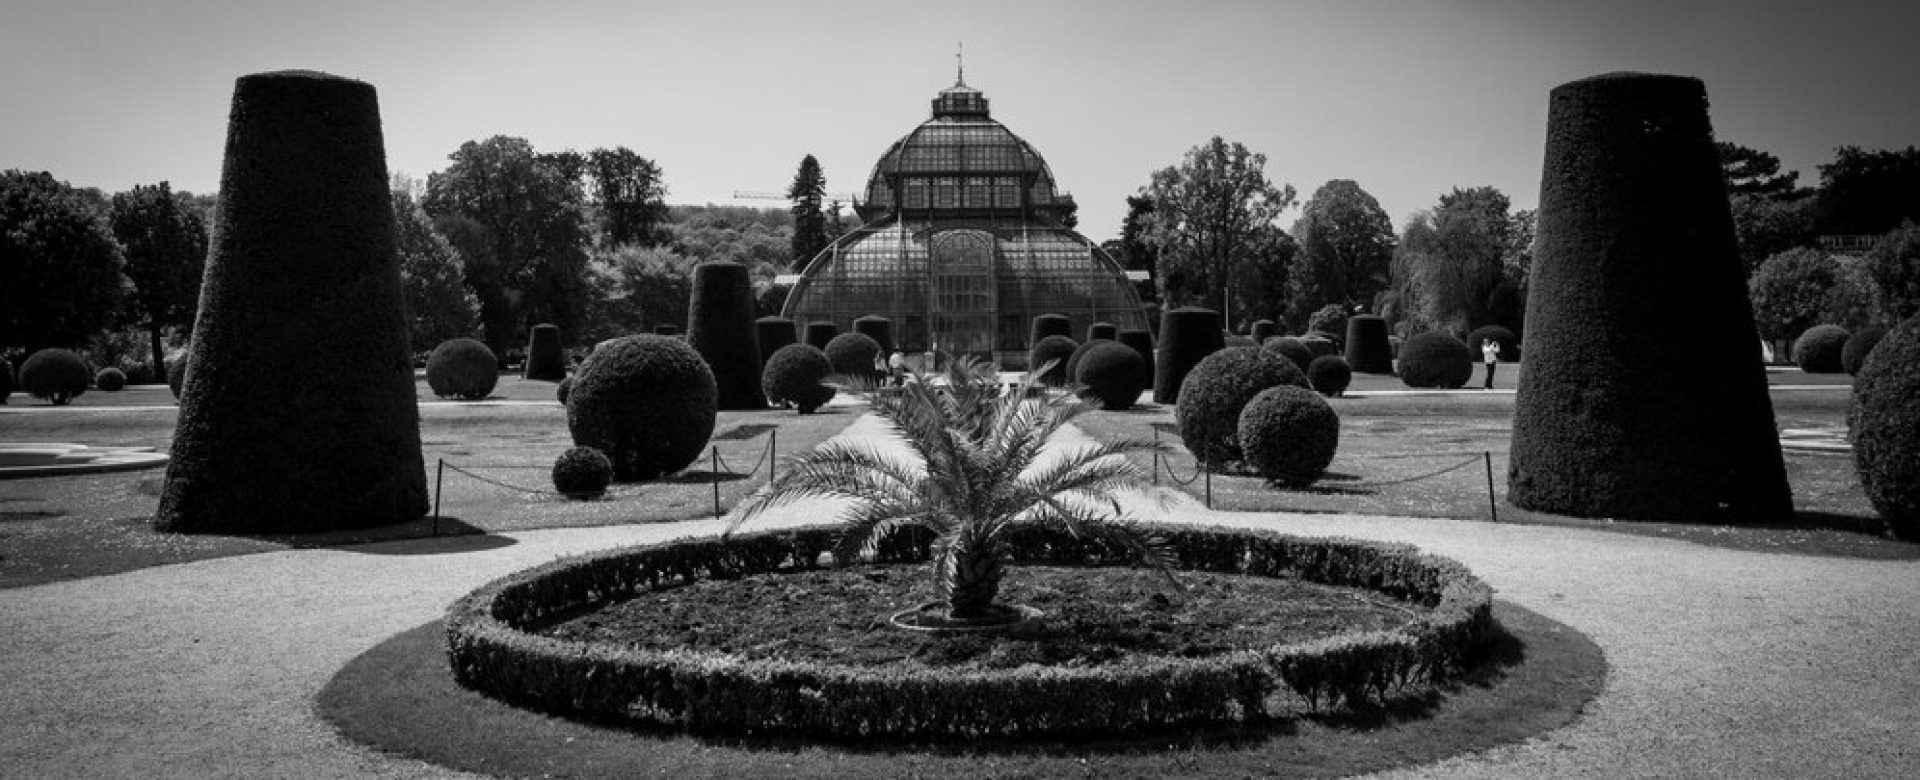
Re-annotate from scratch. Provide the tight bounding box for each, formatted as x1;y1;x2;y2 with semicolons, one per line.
1481;338;1501;389
887;350;907;386
1760;339;1774;365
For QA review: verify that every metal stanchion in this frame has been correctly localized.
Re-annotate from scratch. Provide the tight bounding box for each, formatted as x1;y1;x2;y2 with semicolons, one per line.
432;459;444;537
769;429;777;486
1484;451;1498;522
1204;464;1212;509
711;446;722;518
1151;427;1160;486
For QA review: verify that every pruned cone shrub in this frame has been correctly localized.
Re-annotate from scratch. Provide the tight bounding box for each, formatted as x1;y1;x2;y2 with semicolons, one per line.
1398;332;1472;389
1029;334;1079;387
754;316;797;367
1508;71;1791;523
1075;341;1149;410
853;315;895;358
20;348;89;405
762;343;836;414
1850;315;1920;539
426;338;499;400
1153;307;1224;404
157;71;427;533
1842;325;1888;377
1345;315;1395;374
1793;324;1849;373
803;321;838;351
566;334;717;481
1176;346;1309;468
1263;336;1314;374
824;332;883;382
1117;329;1155;383
687;261;766;410
1238;385;1340;487
1307;355;1352;397
551;446;613;499
1029;313;1071;346
524;323;567;381
1087;321;1118;342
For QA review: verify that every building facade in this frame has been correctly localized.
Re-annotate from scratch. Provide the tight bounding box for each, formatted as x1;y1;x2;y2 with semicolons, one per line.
780;77;1149;367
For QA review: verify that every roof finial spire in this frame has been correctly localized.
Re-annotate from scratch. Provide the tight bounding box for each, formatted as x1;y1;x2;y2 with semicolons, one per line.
956;41;965;85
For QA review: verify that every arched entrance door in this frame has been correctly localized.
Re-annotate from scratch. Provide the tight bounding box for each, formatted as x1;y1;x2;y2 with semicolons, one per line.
928;230;996;363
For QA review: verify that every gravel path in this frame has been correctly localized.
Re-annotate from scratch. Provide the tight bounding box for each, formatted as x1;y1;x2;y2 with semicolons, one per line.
3;414;1917;778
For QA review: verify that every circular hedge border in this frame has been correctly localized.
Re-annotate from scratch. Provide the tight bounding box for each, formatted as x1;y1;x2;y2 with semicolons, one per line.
445;524;1494;740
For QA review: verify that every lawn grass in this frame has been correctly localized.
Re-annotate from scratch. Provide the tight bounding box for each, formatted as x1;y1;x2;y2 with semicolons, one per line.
0;375;863;589
1072;375;1919;561
318;599;1603;780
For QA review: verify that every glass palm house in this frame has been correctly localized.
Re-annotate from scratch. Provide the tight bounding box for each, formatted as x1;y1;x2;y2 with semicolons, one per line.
781;76;1149;368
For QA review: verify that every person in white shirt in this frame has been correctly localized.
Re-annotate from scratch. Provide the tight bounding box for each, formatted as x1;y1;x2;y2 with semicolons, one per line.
1481;339;1501;389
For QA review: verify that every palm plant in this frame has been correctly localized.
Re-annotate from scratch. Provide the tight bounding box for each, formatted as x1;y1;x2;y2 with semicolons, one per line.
729;355;1177;622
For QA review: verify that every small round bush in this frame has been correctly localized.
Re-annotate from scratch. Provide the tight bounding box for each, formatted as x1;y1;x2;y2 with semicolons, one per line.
763;343;836;414
1029;335;1079;387
1465;325;1520;362
1841;325;1888;377
1307;355;1352;397
426;338;500;400
824;332;883;382
1075;341;1149;410
1398;332;1473;389
1793;324;1850;373
1238;385;1340;488
19;348;89;405
551;447;613;499
94;367;127;392
567;335;717;481
1851;316;1920;539
1062;339;1105;385
1176;346;1309;468
1263;336;1314;373
556;375;572;404
167;355;189;400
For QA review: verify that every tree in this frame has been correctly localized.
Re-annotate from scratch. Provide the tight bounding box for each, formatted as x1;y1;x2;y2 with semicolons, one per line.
1115;194;1160;302
109;182;207;379
1748;248;1844;341
1815;145;1920;236
1;170;126;355
1225;224;1296;329
788;154;830;268
391;188;478;349
1288;180;1394;329
1139;137;1296;314
586;147;669;248
1395;187;1512;335
1864;222;1920;322
424;136;593;358
1718;141;1801;197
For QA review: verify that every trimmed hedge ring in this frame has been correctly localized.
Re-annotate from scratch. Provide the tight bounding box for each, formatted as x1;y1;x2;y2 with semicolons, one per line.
445;525;1494;739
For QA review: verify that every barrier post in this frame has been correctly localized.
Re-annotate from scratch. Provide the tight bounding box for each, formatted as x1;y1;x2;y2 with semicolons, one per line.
432;459;444;537
1484;451;1498;522
711;446;722;518
1204;463;1212;509
769;429;777;486
1151;427;1160;486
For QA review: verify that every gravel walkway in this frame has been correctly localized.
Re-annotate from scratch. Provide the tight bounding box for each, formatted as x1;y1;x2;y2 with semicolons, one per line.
2;414;1917;778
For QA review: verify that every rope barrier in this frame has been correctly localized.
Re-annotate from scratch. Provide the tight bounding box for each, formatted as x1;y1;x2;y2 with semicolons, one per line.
710;434;776;479
440;462;580;497
1321;455;1483;490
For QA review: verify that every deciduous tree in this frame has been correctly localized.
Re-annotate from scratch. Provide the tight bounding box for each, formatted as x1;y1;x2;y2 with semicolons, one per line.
1;170;125;354
391;188;478;349
1288;179;1394;328
109;182;207;379
1138;137;1296;314
587;147;669;247
1815;145;1920;236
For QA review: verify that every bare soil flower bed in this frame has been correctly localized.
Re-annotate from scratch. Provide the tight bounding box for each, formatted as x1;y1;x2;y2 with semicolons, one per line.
536;564;1418;669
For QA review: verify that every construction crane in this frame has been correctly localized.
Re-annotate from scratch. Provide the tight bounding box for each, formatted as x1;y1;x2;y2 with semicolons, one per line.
732;190;860;203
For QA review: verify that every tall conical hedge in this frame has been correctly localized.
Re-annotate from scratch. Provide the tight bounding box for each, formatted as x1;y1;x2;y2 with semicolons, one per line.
687;261;765;409
1030;314;1071;346
157;71;425;533
1344;315;1394;374
1087;322;1118;342
755;316;798;366
524;323;566;381
853;315;895;357
1153;307;1223;404
1508;72;1790;523
803;321;838;350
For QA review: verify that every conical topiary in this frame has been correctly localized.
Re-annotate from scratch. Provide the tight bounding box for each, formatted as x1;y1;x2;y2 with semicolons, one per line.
1117;329;1155;381
524;323;566;381
1030;313;1071;346
853;315;895;358
755;316;798;366
1508;72;1790;523
687;261;765;409
1344;315;1394;374
157;70;426;533
803;321;838;351
1153;307;1223;404
1087;321;1118;342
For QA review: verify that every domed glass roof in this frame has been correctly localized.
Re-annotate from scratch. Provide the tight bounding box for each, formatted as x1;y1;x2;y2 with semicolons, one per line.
858;78;1073;222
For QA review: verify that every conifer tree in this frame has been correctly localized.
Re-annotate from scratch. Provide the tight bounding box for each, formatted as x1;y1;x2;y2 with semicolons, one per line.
788;154;829;268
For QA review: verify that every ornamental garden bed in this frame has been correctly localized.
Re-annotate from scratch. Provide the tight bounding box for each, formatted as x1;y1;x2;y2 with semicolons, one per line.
445;524;1495;740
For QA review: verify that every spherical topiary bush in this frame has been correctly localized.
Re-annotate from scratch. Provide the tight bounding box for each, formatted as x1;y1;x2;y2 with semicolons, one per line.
1029;335;1079;387
20;348;89;405
853;315;894;358
1075;341;1150;410
762;343;836;414
1062;338;1104;386
1153;307;1224;404
824;332;882;382
754;316;797;367
1307;355;1352;397
551;446;613;499
1263;336;1314;374
94;367;127;392
1117;329;1155;382
1087;321;1117;342
1030;313;1071;346
1176;346;1309;468
525;324;567;382
556;375;572;404
426;338;499;400
1345;315;1395;374
1306;305;1349;345
1300;336;1338;360
1850;315;1920;539
1842;325;1888;377
687;261;766;410
1465;325;1520;363
1238;384;1341;487
156;71;426;533
803;321;838;351
1398;333;1473;389
1250;319;1277;343
567;335;717;481
1793;324;1850;373
1508;72;1790;523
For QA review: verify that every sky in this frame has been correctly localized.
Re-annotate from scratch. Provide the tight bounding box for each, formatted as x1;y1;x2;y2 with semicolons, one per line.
4;0;1917;242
